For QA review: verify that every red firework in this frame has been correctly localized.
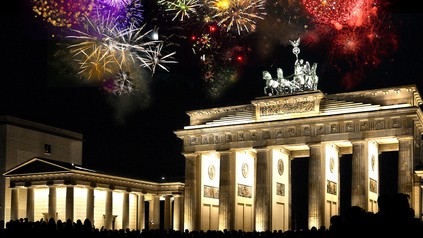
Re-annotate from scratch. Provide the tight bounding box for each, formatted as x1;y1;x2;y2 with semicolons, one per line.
301;0;376;29
299;0;398;90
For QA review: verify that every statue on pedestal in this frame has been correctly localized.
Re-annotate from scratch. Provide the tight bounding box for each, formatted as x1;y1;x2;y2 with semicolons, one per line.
263;38;319;96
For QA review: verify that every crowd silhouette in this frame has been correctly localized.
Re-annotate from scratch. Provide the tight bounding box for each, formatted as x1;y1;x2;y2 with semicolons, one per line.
1;193;422;238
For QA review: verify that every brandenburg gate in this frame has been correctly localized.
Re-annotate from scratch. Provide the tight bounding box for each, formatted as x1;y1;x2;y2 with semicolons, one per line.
174;39;423;232
174;84;423;232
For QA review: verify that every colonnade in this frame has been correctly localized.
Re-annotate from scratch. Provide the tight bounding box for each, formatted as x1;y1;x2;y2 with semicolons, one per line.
182;137;421;232
8;181;184;231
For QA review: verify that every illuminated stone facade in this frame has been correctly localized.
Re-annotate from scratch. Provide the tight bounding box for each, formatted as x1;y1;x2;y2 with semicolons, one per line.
1;116;184;231
0;115;83;223
174;85;423;231
3;158;184;230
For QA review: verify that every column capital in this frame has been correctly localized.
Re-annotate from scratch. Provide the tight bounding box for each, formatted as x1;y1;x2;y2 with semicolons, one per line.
10;181;16;189
218;150;234;156
397;136;414;141
182;152;199;159
307;142;322;148
254;146;270;152
350;139;367;145
229;147;255;153
64;180;77;186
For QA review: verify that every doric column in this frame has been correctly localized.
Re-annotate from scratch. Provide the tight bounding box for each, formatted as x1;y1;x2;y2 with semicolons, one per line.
149;195;160;230
10;187;19;221
137;194;145;230
48;184;57;221
26;185;34;221
86;184;95;224
104;188;113;230
398;137;414;197
308;143;324;229
412;175;421;219
173;194;184;231
66;186;74;221
183;153;198;231
122;190;130;229
255;147;271;232
218;150;235;231
351;141;368;209
164;195;173;231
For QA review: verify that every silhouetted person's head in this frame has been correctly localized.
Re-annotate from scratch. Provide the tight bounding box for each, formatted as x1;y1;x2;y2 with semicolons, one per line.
392;193;411;219
377;193;393;213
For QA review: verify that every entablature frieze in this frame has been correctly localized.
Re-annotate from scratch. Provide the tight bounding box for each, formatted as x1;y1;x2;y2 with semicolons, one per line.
252;91;324;120
181;114;418;152
6;173;184;195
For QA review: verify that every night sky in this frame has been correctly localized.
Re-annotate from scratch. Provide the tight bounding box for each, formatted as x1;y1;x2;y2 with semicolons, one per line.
1;0;422;183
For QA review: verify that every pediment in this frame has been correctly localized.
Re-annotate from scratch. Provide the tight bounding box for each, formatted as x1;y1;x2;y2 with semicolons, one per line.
3;158;72;176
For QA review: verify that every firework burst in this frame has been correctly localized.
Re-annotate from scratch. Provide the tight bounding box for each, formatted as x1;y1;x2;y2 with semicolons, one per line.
112;71;136;95
66;11;177;93
100;0;130;9
95;0;144;29
66;13;123;80
192;34;212;54
139;43;178;74
300;0;376;29
298;0;398;90
32;0;95;31
158;0;202;21
208;0;267;35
